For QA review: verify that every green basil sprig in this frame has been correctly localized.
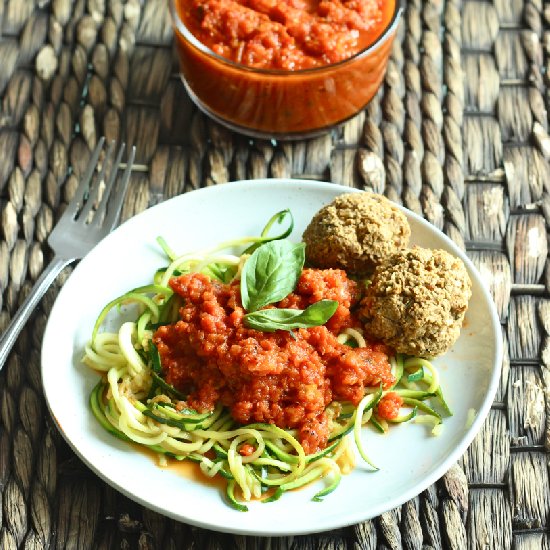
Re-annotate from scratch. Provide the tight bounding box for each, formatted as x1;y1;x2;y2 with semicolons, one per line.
241;240;305;313
243;300;338;332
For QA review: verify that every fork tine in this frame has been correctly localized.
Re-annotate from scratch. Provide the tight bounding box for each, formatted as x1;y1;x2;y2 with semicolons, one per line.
78;140;116;222
64;136;105;218
91;142;126;226
102;145;136;231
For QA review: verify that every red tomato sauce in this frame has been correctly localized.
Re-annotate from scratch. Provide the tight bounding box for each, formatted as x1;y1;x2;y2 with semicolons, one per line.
154;269;394;454
177;0;391;70
172;0;397;134
376;391;403;420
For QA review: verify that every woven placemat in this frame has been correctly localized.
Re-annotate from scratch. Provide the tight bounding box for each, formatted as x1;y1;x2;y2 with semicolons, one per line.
0;0;548;547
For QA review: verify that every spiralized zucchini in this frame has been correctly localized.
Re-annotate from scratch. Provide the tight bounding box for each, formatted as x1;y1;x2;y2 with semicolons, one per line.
83;211;452;511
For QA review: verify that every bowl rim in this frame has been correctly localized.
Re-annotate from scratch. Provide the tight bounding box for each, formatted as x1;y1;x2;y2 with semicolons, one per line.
169;0;403;75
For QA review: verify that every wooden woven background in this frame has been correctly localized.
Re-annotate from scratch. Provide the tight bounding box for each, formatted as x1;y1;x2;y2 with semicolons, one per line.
0;0;548;548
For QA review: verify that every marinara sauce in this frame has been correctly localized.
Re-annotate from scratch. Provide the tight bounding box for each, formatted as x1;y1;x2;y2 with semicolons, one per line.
179;0;392;70
154;269;396;454
170;0;399;136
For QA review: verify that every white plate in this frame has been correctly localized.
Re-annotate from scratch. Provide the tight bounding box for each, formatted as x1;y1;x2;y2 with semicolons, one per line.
42;179;502;536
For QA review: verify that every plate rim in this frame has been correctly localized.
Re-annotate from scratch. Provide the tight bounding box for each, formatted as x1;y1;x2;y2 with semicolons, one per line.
41;178;503;536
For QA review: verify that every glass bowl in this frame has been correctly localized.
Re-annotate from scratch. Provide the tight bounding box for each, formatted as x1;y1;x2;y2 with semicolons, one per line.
169;1;402;140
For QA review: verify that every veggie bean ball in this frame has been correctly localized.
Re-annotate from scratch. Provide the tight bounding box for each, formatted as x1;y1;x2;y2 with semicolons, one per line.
359;247;472;357
302;192;410;274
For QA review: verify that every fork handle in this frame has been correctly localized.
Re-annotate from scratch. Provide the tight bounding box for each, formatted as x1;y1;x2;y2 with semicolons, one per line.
0;256;73;371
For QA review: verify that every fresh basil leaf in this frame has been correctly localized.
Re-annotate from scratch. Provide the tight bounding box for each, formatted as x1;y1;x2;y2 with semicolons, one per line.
243;300;338;332
241;240;305;312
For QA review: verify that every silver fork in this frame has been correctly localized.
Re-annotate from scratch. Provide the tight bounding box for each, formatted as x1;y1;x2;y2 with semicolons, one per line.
0;137;136;370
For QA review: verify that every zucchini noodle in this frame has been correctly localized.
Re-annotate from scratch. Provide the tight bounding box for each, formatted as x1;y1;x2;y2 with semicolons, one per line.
84;211;452;511
337;327;367;348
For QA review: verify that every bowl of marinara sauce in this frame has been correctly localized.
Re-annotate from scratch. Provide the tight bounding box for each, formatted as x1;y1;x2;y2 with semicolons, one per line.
169;0;401;139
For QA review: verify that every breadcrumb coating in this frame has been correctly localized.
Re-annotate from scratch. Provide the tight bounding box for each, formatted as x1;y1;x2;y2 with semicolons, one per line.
359;247;472;357
302;192;410;274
